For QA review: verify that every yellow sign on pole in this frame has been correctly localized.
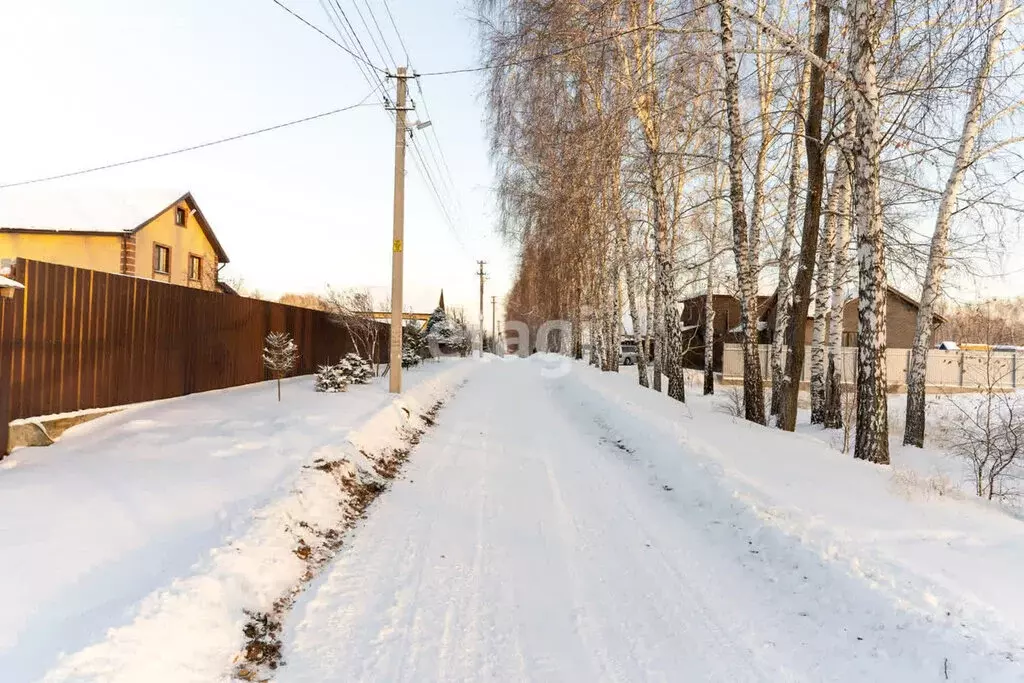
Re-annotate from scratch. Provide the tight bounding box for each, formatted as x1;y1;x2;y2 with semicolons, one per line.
393;239;403;253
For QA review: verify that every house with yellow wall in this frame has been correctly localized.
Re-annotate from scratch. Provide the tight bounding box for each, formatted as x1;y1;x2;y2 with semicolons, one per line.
0;189;229;290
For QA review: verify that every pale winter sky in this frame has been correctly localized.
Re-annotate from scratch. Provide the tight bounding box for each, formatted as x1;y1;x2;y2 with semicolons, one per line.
0;0;1021;328
0;0;511;330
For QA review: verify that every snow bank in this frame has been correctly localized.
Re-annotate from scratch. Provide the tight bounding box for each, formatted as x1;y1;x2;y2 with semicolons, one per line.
0;360;472;682
567;363;1024;661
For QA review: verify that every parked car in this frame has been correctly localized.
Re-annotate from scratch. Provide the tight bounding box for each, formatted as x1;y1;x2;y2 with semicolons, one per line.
619;342;639;365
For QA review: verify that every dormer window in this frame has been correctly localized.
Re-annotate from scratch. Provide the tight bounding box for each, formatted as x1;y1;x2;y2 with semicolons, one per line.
175;207;186;226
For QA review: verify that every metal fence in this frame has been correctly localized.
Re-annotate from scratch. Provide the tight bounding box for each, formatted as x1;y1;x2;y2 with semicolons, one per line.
721;343;1024;390
0;259;388;454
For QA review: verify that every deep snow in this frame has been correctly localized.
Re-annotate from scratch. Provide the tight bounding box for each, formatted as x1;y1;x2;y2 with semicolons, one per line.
0;360;466;682
5;354;1024;681
278;357;1024;682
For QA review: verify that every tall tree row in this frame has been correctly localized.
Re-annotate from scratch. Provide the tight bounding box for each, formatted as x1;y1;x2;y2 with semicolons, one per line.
482;0;1023;462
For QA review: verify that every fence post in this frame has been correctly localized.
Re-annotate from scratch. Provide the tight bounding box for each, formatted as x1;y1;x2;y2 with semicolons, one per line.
0;297;12;457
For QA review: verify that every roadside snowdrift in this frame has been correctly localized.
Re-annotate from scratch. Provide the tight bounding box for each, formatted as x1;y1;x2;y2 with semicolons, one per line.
568;363;1024;662
1;360;472;683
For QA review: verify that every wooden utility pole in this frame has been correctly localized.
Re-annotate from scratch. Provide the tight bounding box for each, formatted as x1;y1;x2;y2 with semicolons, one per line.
477;260;486;352
491;295;497;352
389;67;410;393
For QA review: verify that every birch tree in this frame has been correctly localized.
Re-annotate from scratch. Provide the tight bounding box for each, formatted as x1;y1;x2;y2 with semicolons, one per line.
809;154;840;424
769;84;807;418
703;134;726;395
778;0;831;432
903;0;1017;447
848;0;890;464
824;148;853;429
718;0;765;423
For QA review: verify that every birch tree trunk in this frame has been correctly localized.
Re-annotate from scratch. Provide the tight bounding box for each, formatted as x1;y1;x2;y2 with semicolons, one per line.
620;211;649;387
824;153;852;429
704;157;723;395
778;0;830;432
903;0;1013;447
810;156;841;423
718;0;765;423
748;0;779;288
573;286;584;359
849;0;889;464
652;271;663;392
654;163;685;402
769;25;811;417
608;233;622;371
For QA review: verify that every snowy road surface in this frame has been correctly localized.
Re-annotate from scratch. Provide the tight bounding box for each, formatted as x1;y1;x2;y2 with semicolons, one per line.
280;357;1019;682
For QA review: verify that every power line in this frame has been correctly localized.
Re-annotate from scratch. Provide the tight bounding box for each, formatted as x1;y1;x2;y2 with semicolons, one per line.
323;0;393;108
375;1;465;238
355;0;398;69
0;96;379;190
381;0;412;65
413;81;459;197
269;0;387;74
312;0;468;253
329;0;383;83
408;137;462;241
318;1;381;93
416;7;695;77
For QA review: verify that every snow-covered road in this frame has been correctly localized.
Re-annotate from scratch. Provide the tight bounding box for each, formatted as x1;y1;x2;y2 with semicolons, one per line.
280;357;1016;682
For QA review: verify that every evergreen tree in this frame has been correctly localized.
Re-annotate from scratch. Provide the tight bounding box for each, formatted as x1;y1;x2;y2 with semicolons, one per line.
263;331;299;402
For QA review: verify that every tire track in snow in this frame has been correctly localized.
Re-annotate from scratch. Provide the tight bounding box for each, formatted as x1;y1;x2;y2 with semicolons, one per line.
278;359;1013;682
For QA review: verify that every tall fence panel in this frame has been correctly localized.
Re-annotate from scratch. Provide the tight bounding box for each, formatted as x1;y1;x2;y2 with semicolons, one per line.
722;343;1024;390
0;259;388;446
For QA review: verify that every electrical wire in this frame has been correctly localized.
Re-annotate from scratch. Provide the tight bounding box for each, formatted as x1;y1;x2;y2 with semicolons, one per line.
371;1;465;236
314;0;470;252
269;0;387;74
0;94;380;189
355;0;398;69
381;0;412;66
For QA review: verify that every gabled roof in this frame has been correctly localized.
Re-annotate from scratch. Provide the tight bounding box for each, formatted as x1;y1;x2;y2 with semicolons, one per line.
887;286;947;324
0;188;229;263
758;285;946;324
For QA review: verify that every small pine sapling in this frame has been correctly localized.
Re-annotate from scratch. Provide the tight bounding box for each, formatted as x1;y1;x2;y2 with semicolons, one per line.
263;331;299;401
342;353;374;384
314;363;349;393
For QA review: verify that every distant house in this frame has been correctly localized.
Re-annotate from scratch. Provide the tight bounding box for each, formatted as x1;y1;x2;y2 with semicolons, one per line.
758;286;946;348
0;189;229;291
678;287;945;370
678;294;771;370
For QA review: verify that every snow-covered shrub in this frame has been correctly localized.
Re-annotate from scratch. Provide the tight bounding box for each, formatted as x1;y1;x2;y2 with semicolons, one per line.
402;322;426;368
313;364;349;393
424;306;470;357
402;346;421;369
340;353;374;384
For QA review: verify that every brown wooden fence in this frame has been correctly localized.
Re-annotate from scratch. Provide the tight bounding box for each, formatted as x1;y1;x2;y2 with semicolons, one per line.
0;259;389;454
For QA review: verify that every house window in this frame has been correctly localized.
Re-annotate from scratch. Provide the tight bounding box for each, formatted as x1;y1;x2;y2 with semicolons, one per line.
188;254;202;281
175;207;186;227
153;244;170;275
